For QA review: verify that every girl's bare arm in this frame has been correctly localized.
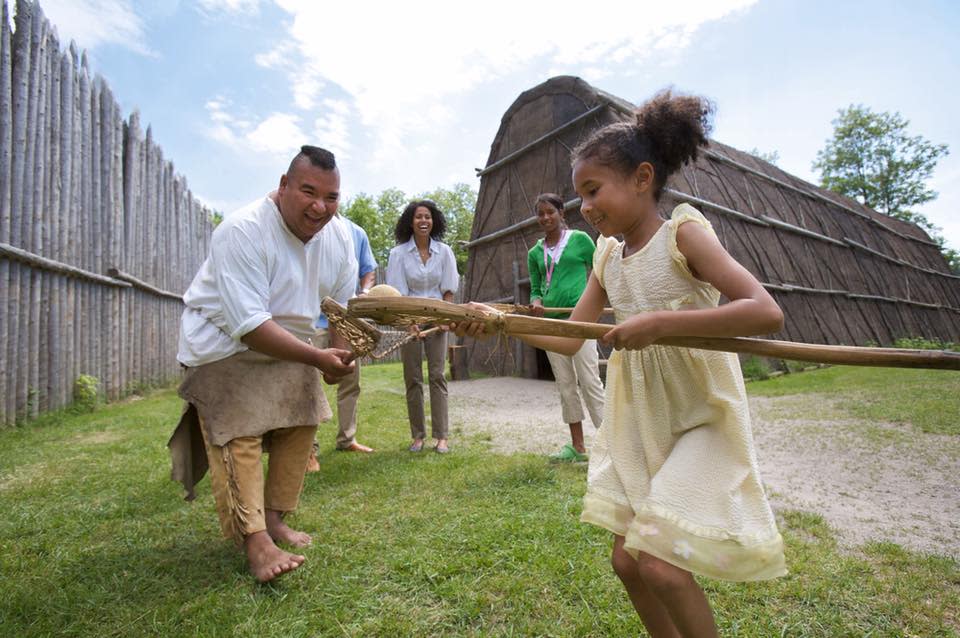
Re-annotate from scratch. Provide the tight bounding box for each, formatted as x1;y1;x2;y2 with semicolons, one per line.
602;222;783;350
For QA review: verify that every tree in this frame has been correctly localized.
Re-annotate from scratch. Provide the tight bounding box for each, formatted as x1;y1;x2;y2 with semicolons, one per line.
339;188;404;269
813;104;955;271
813;105;948;224
748;147;779;165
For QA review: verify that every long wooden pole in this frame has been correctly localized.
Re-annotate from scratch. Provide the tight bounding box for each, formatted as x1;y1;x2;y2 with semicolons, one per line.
347;297;960;371
9;0;29;421
0;0;11;424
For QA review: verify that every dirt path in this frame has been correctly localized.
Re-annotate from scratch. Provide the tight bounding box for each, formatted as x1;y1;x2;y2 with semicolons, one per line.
447;377;960;559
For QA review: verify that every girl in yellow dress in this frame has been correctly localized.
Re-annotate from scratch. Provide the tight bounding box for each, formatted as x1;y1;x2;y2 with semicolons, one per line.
458;90;786;637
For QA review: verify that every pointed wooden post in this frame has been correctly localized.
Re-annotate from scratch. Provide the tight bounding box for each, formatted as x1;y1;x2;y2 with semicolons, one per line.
0;0;12;424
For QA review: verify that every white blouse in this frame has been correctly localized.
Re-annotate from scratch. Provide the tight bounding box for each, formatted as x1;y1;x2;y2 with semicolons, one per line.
386;237;459;299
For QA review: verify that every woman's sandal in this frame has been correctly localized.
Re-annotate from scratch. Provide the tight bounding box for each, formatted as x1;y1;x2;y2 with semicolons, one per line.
408;440;424;453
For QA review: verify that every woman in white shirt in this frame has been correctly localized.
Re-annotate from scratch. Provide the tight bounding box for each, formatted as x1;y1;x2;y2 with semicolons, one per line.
386;200;460;453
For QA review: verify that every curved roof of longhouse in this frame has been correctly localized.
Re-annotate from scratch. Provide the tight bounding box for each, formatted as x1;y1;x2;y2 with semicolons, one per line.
458;76;960;378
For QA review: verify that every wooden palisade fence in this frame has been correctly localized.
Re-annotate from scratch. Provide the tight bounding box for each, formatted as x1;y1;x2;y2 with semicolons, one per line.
0;0;215;426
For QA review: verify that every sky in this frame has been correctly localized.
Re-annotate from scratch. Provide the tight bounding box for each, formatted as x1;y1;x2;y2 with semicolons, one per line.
30;0;960;252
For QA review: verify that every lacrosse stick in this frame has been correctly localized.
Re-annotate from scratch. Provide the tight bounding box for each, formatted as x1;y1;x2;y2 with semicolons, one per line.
485;303;614;316
345;295;960;371
321;296;442;362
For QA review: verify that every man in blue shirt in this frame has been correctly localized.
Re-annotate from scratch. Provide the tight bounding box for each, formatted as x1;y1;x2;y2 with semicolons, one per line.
309;214;378;467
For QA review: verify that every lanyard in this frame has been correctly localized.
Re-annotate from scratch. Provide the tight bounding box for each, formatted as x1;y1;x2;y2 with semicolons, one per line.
543;230;568;292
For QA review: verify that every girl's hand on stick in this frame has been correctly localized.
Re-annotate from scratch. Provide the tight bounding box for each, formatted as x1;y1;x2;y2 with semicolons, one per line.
601;312;665;350
530;299;545;317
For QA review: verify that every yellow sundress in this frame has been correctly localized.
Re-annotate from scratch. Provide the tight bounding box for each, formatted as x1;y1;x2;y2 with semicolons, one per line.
580;203;786;581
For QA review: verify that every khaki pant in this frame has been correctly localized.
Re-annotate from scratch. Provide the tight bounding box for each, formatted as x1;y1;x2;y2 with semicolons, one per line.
401;330;448;440
333;361;362;448
545;339;604;427
315;328;362;448
199;418;317;544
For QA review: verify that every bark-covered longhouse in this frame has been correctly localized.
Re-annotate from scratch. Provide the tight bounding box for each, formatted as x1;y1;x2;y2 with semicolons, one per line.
456;76;959;379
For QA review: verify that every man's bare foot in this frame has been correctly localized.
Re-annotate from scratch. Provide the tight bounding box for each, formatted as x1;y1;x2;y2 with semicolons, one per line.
339;441;374;453
245;531;305;583
266;510;312;548
305;449;320;473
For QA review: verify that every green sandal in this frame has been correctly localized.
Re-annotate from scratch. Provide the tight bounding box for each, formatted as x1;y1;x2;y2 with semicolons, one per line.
549;443;588;463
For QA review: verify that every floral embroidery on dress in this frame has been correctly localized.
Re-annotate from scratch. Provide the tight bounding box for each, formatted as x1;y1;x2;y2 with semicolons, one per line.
634;523;660;536
673;540;694;560
714;553;732;570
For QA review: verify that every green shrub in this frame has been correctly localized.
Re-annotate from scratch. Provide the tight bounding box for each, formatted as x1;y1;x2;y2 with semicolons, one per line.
72;374;100;412
893;336;958;352
740;355;770;381
783;359;808;373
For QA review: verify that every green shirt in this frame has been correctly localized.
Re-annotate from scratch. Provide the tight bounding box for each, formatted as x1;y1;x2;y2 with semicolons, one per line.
527;230;595;318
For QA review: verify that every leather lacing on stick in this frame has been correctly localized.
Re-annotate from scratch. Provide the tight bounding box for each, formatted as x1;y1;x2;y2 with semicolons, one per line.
322;297;442;361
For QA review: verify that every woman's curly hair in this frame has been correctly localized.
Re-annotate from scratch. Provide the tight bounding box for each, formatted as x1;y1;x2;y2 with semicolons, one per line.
394;199;448;244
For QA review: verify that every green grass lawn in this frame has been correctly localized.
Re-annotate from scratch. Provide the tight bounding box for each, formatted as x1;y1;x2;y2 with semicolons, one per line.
0;364;957;637
747;363;960;435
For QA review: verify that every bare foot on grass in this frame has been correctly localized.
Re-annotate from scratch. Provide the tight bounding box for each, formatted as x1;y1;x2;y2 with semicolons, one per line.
245;531;305;583
266;510;312;548
305;450;320;473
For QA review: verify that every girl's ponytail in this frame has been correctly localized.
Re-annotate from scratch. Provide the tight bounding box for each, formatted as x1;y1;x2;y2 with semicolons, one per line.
635;89;714;192
572;89;715;201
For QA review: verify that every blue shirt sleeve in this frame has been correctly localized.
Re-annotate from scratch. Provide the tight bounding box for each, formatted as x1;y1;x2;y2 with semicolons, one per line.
351;224;377;277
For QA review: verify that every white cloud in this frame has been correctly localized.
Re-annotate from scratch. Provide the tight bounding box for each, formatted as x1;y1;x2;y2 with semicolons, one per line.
204;98;305;158
312;98;352;160
34;0;154;56
244;113;306;155
197;0;261;15
254;0;757;180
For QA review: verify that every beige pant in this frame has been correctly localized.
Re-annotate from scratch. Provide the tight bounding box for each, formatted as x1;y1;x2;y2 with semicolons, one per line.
314;328;362;448
200;419;317;544
334;361;362;448
401;330;448;440
545;339;604;427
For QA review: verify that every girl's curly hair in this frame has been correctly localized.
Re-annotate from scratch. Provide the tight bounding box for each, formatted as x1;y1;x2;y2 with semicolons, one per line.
572;89;715;201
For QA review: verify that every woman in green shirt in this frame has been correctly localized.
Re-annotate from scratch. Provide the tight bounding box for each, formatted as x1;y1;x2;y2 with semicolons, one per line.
527;193;605;462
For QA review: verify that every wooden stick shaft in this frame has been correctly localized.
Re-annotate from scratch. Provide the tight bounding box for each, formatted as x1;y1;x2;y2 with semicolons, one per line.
540;307;614;315
496;315;960;370
346;296;960;371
